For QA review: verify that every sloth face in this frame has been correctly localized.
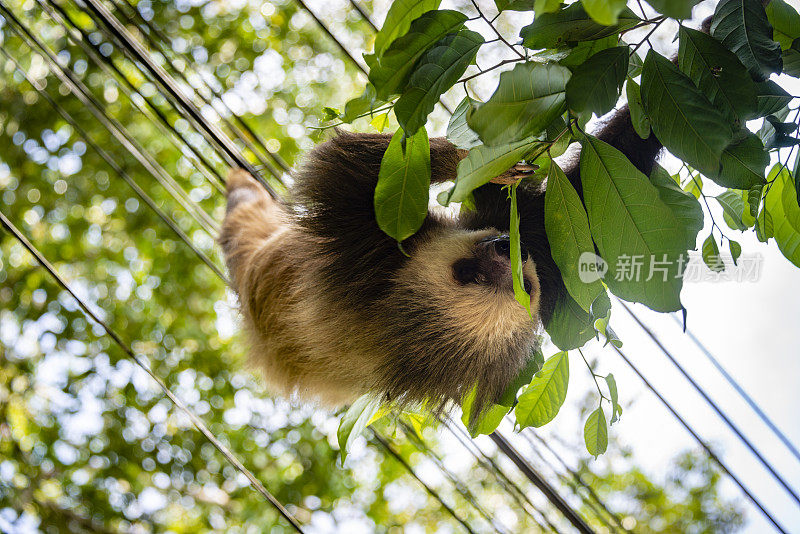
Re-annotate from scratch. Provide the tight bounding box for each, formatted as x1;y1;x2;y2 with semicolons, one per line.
396;228;541;336
451;234;536;295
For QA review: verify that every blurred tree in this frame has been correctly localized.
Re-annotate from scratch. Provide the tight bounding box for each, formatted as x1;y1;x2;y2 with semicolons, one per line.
0;0;745;532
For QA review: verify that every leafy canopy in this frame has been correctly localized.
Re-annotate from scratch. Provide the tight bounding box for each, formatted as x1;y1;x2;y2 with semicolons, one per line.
332;0;800;457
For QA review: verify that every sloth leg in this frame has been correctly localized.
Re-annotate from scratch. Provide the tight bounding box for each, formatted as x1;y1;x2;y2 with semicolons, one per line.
219;169;285;287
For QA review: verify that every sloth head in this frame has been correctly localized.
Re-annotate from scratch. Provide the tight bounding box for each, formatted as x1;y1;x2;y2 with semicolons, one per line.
396;227;541;331
374;227;540;415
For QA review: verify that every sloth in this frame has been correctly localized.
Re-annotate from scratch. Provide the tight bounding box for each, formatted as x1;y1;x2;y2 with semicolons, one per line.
219;106;662;417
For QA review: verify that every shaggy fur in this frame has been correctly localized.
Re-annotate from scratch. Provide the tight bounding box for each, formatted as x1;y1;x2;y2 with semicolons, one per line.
220;106;663;416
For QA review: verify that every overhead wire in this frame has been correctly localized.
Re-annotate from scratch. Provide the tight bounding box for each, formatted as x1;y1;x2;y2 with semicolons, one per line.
442;419;565;533
0;4;220;238
609;343;789;534
519;431;624;534
524;430;629;534
617;299;800;509
38;0;227;194
669;313;800;465
0;44;228;283
399;421;511;534
0;211;305;533
110;0;293;174
77;0;281;196
489;432;596;534
370;431;478;534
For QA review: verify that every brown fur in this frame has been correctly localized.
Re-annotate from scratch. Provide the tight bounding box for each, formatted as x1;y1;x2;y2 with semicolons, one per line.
221;107;663;416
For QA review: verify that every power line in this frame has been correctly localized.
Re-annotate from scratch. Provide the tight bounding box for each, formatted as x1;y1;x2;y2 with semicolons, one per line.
400;421;510;534
38;0;227;193
77;0;281;196
0;211;305;533
669;313;800;466
370;431;477;534
520;431;626;534
0;44;228;283
110;0;293;174
442;419;565;533
617;300;800;509
609;343;789;534
490;432;596;534
0;4;220;237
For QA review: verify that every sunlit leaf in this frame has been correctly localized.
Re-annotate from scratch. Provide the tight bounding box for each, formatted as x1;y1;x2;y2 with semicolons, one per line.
566;46;629;116
369;10;468;100
520;3;640;49
711;0;783;81
338;394;382;462
468;62;570;146
374;127;431;242
515;351;569;428
395;29;484;136
544;162;602;311
641;50;733;177
584;406;608;457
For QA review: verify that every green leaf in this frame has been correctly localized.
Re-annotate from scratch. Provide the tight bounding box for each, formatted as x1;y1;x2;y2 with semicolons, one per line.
580;134;689;312
645;0;701;19
765;165;800;265
446;137;542;203
461;386;508;437
729;239;742;265
374;127;431;242
515;351;569;428
338;394;382;462
649;164;703;248
628;50;644;77
534;0;562;14
716;189;748;231
712;133;769;190
520;3;640;49
754;80;793;117
711;0;783;82
546;289;610;351
594;310;622;348
756;203;775;242
494;0;539;12
605;374;622;423
322;106;340;121
702;233;725;272
467;62;571;146
510;184;532;315
560;35;618;69
677;26;757;126
641;50;733;177
584;406;608;457
566;46;629;116
372;0;442;58
499;348;546;406
626;77;651;139
370;113;390;132
766;0;800;49
368;10;468;100
545;162;602;311
783;41;800;77
447;96;482;150
582;0;627;26
341;84;382;122
683;174;703;199
395;30;484;136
